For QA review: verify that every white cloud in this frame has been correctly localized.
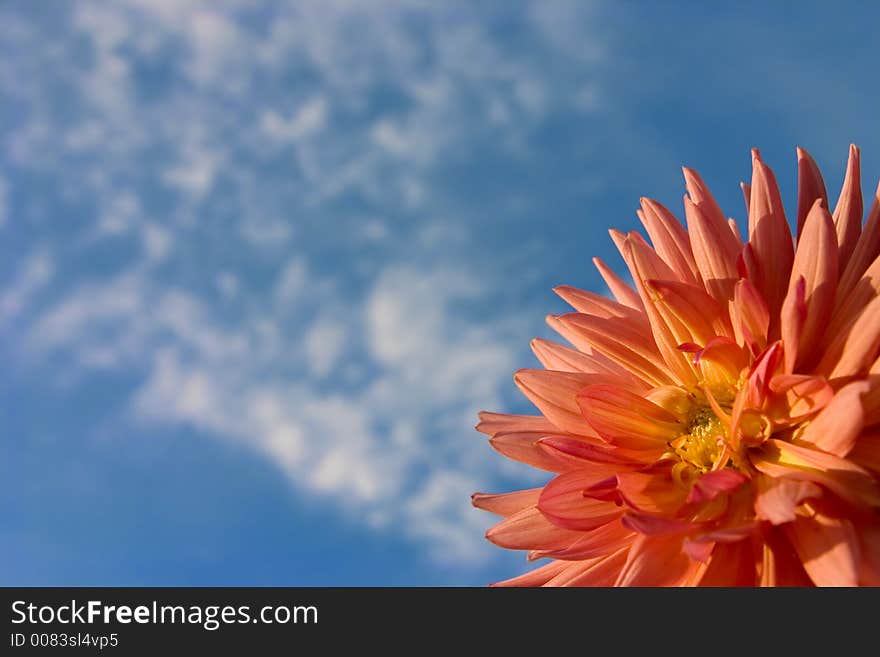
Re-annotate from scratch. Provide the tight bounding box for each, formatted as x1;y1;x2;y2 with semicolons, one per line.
261;97;328;144
1;250;54;324
304;316;346;378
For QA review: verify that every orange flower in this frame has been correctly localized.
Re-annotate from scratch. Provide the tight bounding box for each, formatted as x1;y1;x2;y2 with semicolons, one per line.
474;146;880;586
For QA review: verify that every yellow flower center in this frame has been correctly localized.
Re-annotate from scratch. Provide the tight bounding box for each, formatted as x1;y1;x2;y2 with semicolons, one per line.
669;405;727;486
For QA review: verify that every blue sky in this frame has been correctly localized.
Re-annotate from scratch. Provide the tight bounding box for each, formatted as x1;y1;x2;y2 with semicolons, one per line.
2;1;879;586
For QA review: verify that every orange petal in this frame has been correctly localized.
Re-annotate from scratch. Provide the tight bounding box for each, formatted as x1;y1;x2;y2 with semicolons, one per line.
682;166;731;241
754;475;822;524
537;471;623;531
614;534;695;586
825;252;880;348
796;381;870;457
684;195;740;306
486;506;584;551
489;431;570;473
751;438;880;507
686;470;747;506
548;313;671;386
795;146;828;238
537;435;646;469
832;144;863;273
616;470;689;516
514;369;608;438
472;488;543;516
766;373;833;425
475;411;558;436
592;256;643;310
759;526;814;587
553;285;648;324
817;293;880;379
490;560;570;587
837;179;880;300
529;519;635;561
544;548;630;586
577;384;683;452
646;278;734;344
780;199;838;372
622;237;700;386
638;197;701;285
731;278;770;355
848;429;880;475
696;539;757;586
747;149;795;324
785;510;860;587
530;338;649;392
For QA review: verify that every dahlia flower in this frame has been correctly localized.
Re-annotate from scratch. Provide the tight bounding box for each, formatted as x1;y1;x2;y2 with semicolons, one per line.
474;146;880;586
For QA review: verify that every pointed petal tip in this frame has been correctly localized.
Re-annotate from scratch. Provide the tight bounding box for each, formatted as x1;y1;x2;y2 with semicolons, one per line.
751;147;762;163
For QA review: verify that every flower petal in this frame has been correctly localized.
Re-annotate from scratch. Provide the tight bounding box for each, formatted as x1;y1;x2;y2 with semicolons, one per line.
780;199;838;372
488;431;571;473
530;338;649;392
832;144;863;272
686;470;748;506
622;236;700;386
537;435;646;468
837;179;880;300
796;381;870;457
747;149;795;324
547;548;630;586
759;526;813;586
529;519;635;561
751;439;880;507
554;284;648;324
548;313;671;386
486;506;584;551
754;475;822;525
577;384;683;453
616;470;689;516
475;411;557;436
490;560;570;587
614;534;695;586
472;489;543;517
514;369;607;438
683;195;740;307
646;278;733;344
696;539;757;586
796;146;829;238
538;471;623;531
638;197;701;285
592;256;644;310
786;510;860;587
849;429;880;475
731;278;770;355
817;293;880;379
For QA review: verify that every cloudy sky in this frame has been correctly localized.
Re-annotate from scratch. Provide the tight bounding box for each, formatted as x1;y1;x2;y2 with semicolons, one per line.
3;0;879;585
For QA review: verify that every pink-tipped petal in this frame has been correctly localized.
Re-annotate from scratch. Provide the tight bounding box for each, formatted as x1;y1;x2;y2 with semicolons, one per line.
832;144;863;272
747;150;795;324
795;146;829;238
537;471;623;531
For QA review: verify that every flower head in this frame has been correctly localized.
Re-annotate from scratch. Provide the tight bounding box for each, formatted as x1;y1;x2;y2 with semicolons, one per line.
474;146;880;586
